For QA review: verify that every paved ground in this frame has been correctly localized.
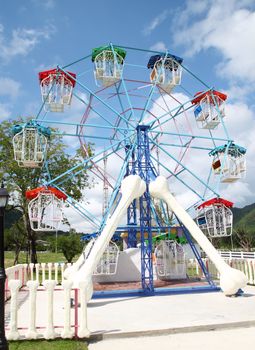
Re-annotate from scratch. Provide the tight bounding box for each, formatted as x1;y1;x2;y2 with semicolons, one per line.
89;327;255;350
87;285;255;349
87;286;255;336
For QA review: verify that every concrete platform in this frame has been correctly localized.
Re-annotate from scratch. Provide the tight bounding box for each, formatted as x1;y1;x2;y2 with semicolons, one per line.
87;286;255;339
88;285;255;349
89;327;255;350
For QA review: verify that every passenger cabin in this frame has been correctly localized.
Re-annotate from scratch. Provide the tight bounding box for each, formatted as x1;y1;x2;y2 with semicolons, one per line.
147;54;183;93
12;122;50;168
154;240;186;280
196;198;233;237
92;46;126;87
210;143;246;183
39;69;76;112
93;241;120;275
26;187;67;231
192;90;227;129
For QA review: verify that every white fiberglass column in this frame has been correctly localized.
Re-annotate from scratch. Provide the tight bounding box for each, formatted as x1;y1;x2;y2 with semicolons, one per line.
26;281;39;339
149;176;247;295
7;280;21;340
43;280;57;339
70;175;146;300
61;280;74;338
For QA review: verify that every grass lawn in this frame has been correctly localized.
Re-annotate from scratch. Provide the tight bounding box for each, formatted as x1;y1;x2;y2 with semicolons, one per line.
4;251;75;268
9;340;88;349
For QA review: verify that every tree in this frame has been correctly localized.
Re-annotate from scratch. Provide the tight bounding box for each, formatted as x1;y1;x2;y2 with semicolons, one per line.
58;234;83;263
233;227;255;251
4;218;27;264
0;118;93;264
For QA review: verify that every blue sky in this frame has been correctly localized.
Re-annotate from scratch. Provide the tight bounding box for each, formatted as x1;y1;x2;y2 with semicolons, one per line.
1;0;255;230
0;0;253;116
0;0;246;117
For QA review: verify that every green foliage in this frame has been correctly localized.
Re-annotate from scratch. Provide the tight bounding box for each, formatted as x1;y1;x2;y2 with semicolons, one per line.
231;203;255;250
4;223;25;251
232;227;255;251
4;217;27;264
0;118;93;263
5;251;67;268
58;233;84;263
5;208;22;229
232;203;255;233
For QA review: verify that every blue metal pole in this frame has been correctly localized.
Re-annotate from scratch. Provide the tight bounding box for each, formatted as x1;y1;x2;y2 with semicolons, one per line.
125;145;138;248
135;125;156;294
46;133;133;186
150;130;231;143
110;43;136;123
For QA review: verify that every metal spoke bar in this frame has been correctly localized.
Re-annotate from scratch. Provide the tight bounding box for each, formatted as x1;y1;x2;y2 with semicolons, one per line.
149;136;219;197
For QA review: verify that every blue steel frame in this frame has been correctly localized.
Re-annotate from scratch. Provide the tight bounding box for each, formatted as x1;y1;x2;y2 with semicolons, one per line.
135;125;157;293
125;144;138;248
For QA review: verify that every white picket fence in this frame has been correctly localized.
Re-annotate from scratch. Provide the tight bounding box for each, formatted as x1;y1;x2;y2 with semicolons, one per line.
5;263;73;301
4;257;255;340
187;257;255;285
218;250;255;259
5;263;89;340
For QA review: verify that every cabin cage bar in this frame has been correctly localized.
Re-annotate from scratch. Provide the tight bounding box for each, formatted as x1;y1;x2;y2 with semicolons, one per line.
12;123;49;168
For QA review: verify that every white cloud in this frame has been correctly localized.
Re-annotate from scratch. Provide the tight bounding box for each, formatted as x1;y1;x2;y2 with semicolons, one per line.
0;78;21;99
0;103;11;121
143;10;169;36
31;0;56;9
0;24;56;61
172;0;255;83
150;41;168;52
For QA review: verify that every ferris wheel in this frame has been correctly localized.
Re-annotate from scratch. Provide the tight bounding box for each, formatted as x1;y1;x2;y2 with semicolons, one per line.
12;43;247;293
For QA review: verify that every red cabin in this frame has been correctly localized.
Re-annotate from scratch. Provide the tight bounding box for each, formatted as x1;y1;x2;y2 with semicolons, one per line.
192;90;227;130
26;187;67;201
38;68;76;112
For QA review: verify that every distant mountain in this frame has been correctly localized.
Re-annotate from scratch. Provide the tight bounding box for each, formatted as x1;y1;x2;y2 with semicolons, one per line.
232;203;255;232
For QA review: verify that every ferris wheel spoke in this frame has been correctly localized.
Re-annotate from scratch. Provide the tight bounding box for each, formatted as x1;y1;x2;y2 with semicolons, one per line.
137;82;158;125
54;185;101;229
73;90;127;133
46;134;129;187
117;79;136;124
150;129;231;143
150;153;206;200
149;136;220;197
59;66;136;129
75;92;134;151
149;90;211;130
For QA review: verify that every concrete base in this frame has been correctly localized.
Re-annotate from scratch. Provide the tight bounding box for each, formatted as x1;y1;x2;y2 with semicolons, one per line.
87;286;255;337
89;326;255;350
